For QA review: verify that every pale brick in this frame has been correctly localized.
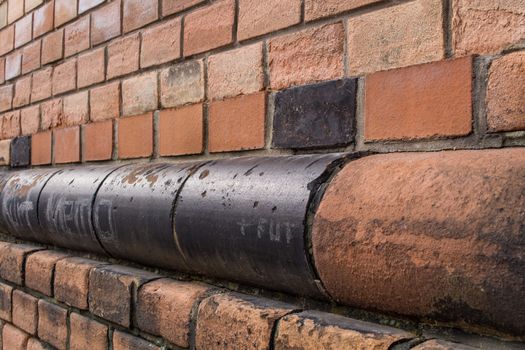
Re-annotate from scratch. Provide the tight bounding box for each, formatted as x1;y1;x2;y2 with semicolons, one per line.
122;72;158;116
90;82;120;121
160;60;204;108
63;91;89;126
238;0;301;40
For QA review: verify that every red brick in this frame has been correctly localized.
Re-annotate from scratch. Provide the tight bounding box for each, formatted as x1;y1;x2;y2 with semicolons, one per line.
140;17;181;68
0;25;14;56
31;67;52;101
21;40;41;74
41;98;63;129
0;84;12;112
123;0;158;33
122;71;158;116
118;113;153;159
209;92;265;152
1;110;20;139
184;0;234;56
269;23;344;90
53;126;80;163
7;0;23;24
238;0;301;40
37;300;67;350
79;0;105;13
52;58;76;95
25;251;69;296
107;33;139;79
2;324;29;350
42;29;63;64
0;139;10;164
84;120;113;161
91;0;121;45
0;282;12;321
63;91;89;126
55;0;77;27
306;0;381;21
26;338;47;350
33;1;54;38
364;57;473;141
113;331;161;350
64;16;90;57
12;291;38;335
21;105;40;135
31;131;52;165
14;14;32;48
160;60;204;108
78;48;105;88
159;104;203;156
90;82;120;121
486;51;525;132
162;0;203;16
137;278;210;347
70;313;108;350
0;243;41;285
5;50;21;80
13;75;31;108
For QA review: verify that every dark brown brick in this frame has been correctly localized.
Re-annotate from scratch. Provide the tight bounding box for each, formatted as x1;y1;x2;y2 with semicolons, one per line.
37;300;67;350
0;282;12;321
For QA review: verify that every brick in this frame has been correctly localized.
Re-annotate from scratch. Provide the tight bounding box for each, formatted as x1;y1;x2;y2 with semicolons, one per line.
412;339;479;349
113;332;160;350
196;293;293;350
55;0;77;27
107;33;139;79
37;300;67;350
41;98;63;129
238;0;301;40
305;0;381;21
53;126;80;163
364;57;473;141
10;135;31;167
118;113;153;159
0;2;6;28
89;265;159;327
25;251;69;296
275;311;413;349
208;43;263;100
2;324;29;350
63;91;89;126
123;0;158;33
20;106;40;136
122;72;158;116
5;50;21;80
486;51;525;132
0;282;12;321
52;59;76;95
0;243;41;284
163;0;203;16
25;0;44;12
31;67;52;101
0;139;10;165
12;291;38;335
91;0;121;45
79;0;105;13
140;17;181;68
209;92;265;152
137;279;210;347
42;29;63;64
77;48;105;88
31;131;52;165
90;82;120;121
26;338;47;350
7;0;23;24
160;60;204;108
269;23;344;90
0;84;12;112
13;75;31;108
55;257;104;309
0;25;14;56
0;57;4;83
65;16;90;57
159;104;203;156
33;1;54;38
21;40;41;74
14;14;32;48
1;110;20;139
70;313;108;350
347;0;444;75
184;0;234;56
84;120;113;161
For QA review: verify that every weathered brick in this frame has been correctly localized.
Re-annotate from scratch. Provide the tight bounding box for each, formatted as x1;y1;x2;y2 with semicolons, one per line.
238;0;301;40
364;57;473;141
159;104;203;156
90;82;120;121
63;91;89;126
113;331;160;350
10;135;31;167
140;17;181;68
347;0;444;75
137;279;210;347
0;243;41;284
42;29;63;64
79;0;105;13
107;33;139;79
208;43;263;100
21;40;41;74
78;48;105;88
0;2;6;28
123;0;158;33
83;120;113;161
305;0;380;21
14;14;32;48
163;0;203;16
0;84;12;112
31;131;52;165
89;265;159;327
412;339;479;349
26;251;69;296
5;50;21;80
64;16;90;57
26;0;44;13
21;105;40;136
196;293;294;350
31;67;52;101
33;1;54;38
91;0;121;45
118;113;153;159
269;23;344;90
53;126;80;163
184;0;234;56
122;71;158;116
55;0;77;27
41;98;63;129
13;75;31;108
52;59;76;95
0;282;12;321
26;338;47;350
1;110;21;139
37;300;67;350
160;60;204;108
7;0;23;23
0;57;4;83
70;313;108;350
2;324;29;350
0;25;14;56
208;92;265;152
12;290;38;335
486;51;525;132
0;139;10;165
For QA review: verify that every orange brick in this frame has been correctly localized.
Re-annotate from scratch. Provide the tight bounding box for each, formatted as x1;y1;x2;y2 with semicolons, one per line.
184;0;234;56
14;14;32;48
65;16;90;57
7;0;23;24
0;243;41;285
5;50;21;80
269;23;344;90
159;104;203;156
118;113;153;159
107;33;139;79
70;313;108;350
84;120;113;161
305;0;381;21
209;92;265;152
113;331;161;350
0;282;12;321
63;91;89;126
0;25;14;56
79;0;105;13
1;110;20;139
25;250;69;296
37;300;67;350
238;0;301;40
78;48;105;88
41;98;63;129
21;40;41;74
31;67;52;102
2;324;29;350
12;290;38;335
122;72;158;116
55;0;77;27
21;105;40;135
123;0;158;33
364;57;473;141
90;82;120;121
13;75;31;108
140;17;181;68
26;0;44;13
53;126;80;163
91;0;121;45
31;131;52;165
162;0;203;16
52;58;76;95
33;1;54;38
42;29;63;64
0;84;13;112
